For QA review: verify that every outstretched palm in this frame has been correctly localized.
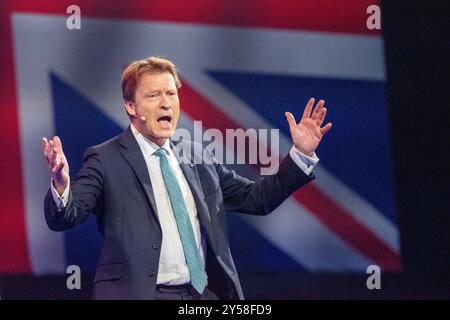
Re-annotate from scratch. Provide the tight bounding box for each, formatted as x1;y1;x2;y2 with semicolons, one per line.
42;136;70;195
285;98;332;156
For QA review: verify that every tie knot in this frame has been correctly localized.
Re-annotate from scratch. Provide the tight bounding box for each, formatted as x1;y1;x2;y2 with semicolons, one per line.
154;148;167;158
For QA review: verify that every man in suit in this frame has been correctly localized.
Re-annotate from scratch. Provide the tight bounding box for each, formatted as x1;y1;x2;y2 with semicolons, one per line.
42;56;332;300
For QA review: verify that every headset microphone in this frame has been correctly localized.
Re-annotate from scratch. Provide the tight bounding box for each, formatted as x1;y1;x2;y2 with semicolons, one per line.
135;114;146;122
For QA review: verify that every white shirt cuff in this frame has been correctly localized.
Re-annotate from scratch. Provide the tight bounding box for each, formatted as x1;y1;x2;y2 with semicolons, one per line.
50;178;70;210
289;146;319;176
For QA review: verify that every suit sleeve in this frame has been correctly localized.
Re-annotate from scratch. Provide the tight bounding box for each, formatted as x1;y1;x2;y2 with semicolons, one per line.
44;147;105;231
215;152;315;215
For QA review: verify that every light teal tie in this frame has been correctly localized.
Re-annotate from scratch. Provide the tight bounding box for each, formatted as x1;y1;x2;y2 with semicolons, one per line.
154;148;207;294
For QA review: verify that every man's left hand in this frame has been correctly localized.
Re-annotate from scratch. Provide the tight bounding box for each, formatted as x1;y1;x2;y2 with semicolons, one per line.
285;98;332;156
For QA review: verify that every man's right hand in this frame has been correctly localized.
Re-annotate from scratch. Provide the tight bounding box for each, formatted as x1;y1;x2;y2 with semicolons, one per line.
42;136;70;196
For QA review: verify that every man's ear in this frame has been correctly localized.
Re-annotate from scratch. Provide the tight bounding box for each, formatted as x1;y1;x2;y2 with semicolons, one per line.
124;100;135;117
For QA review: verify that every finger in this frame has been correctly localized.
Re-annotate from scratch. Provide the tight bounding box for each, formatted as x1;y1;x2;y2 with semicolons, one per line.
49;143;57;167
50;138;60;157
42;138;52;165
301;98;315;120
285;112;297;131
42;137;53;154
45;138;53;156
316;108;327;126
48;139;56;159
50;138;64;163
320;122;332;136
42;137;50;157
311;100;325;121
53;136;63;153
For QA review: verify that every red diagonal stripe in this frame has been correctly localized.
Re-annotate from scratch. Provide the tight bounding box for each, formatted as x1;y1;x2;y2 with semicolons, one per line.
180;80;401;270
0;1;31;273
294;186;400;270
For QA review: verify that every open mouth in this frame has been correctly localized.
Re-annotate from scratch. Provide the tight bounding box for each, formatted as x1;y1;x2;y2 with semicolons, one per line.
157;115;172;127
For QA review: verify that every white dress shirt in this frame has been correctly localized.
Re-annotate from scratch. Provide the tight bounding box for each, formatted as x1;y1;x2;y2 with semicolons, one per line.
51;124;319;285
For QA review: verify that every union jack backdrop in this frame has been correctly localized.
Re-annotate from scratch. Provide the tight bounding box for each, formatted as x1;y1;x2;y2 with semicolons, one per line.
0;0;401;276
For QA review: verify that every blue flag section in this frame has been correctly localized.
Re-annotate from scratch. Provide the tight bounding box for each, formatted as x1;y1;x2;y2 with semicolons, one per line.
51;73;121;270
209;71;396;224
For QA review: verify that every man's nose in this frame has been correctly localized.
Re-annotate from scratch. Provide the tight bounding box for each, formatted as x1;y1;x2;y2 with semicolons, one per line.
160;95;171;109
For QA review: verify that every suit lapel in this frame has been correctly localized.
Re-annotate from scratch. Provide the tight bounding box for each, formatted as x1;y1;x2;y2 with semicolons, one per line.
118;127;159;225
117;128;211;228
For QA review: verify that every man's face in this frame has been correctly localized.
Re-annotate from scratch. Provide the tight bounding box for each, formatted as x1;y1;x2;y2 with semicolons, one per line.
126;72;180;145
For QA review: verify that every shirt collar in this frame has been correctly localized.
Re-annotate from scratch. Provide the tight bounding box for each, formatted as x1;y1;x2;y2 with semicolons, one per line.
130;124;172;158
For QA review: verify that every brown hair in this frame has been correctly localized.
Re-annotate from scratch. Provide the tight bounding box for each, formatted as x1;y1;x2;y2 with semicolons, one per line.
121;56;181;102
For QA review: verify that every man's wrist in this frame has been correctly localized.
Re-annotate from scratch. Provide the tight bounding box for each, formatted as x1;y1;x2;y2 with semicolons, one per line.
52;179;68;197
294;145;314;157
289;146;319;176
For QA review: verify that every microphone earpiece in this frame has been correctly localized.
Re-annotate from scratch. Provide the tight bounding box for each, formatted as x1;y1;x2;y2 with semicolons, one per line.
135;114;146;122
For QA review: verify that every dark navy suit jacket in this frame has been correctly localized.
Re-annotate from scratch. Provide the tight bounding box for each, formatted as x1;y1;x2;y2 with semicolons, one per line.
44;126;314;299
